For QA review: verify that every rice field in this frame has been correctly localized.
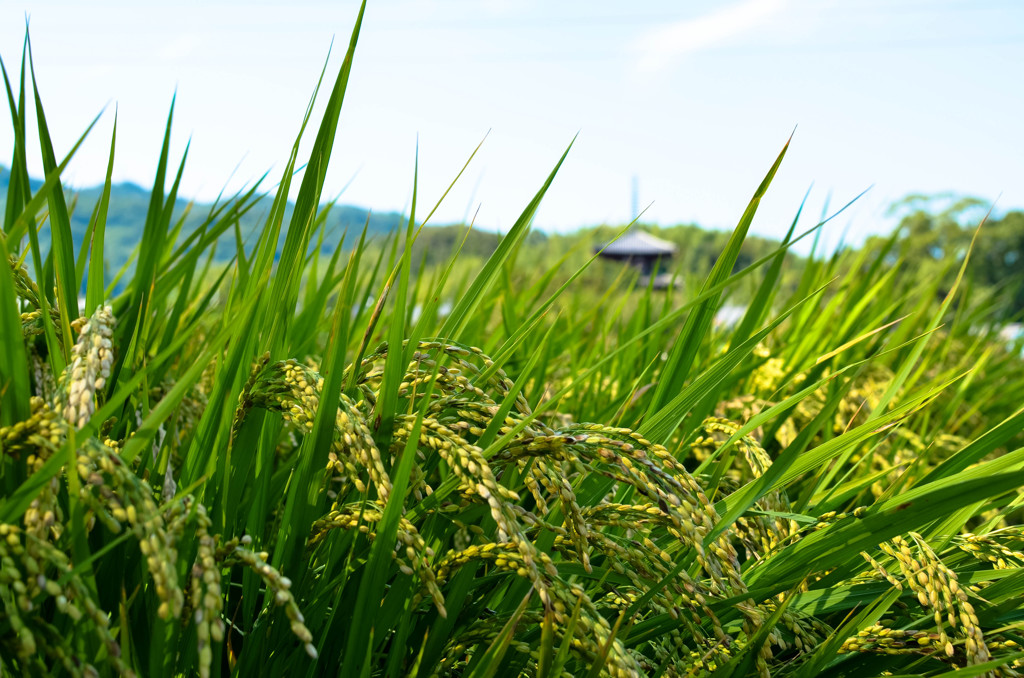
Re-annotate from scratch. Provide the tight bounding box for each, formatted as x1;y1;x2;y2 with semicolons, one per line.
3;7;1024;677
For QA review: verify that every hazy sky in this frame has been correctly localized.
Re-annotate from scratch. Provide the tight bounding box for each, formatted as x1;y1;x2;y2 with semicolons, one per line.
1;0;1022;247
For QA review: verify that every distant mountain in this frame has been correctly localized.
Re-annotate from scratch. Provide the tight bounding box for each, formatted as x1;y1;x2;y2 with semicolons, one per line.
0;165;406;273
0;164;44;197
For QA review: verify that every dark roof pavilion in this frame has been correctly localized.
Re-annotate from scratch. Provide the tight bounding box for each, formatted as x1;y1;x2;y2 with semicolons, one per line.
596;230;678;289
597;231;678;259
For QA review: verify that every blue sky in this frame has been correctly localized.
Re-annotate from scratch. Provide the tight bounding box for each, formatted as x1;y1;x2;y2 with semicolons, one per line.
1;0;1022;247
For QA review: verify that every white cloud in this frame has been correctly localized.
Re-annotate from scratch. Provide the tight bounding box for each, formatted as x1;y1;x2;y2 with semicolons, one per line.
634;0;789;74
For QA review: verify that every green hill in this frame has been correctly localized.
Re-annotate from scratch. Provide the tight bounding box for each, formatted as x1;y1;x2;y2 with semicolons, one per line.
0;164;406;276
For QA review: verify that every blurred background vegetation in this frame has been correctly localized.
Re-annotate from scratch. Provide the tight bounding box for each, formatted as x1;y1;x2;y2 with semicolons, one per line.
3;163;1020;322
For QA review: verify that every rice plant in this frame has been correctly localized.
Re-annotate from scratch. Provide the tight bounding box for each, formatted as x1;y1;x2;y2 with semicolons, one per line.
2;5;1024;677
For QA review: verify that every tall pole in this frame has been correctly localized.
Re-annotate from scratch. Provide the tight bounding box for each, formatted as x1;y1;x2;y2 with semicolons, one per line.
631;174;638;221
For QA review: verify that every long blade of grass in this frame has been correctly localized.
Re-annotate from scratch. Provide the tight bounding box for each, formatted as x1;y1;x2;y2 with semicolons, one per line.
28;40;85;331
638;280;828;443
1;43;30;236
437;136;575;343
747;470;1024;593
728;185;806;350
265;3;365;357
646;135;791;418
0;234;29;424
463;590;534;678
868;212;989;420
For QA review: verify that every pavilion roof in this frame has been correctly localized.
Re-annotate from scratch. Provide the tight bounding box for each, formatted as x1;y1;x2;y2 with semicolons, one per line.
597;231;677;257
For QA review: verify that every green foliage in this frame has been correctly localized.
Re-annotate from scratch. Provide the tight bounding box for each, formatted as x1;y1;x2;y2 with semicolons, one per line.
3;13;1024;678
0;163;407;289
861;194;1024;320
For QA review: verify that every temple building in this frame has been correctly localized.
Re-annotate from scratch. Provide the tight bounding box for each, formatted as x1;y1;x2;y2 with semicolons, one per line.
596;230;677;289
